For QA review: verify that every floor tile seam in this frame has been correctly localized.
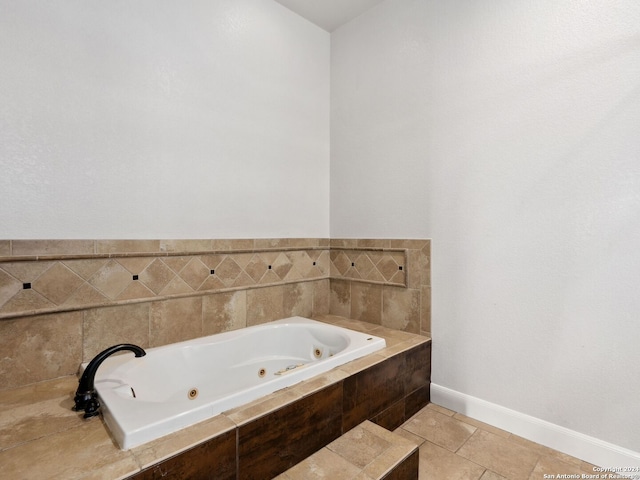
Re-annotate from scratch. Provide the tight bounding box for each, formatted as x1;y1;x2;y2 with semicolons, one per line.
454;430;545;480
421;438;491;478
524;454;546;480
451;423;479;454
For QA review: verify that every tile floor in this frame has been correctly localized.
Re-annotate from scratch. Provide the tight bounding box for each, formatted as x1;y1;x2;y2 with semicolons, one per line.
396;403;600;480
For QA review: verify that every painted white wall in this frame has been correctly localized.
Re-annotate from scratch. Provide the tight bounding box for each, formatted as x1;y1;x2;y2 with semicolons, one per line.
331;0;640;457
0;0;330;239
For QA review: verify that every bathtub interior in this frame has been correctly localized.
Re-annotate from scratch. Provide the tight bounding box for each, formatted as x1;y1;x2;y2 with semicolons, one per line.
89;317;386;450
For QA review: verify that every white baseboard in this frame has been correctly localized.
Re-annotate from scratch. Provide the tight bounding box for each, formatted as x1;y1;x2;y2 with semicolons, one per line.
430;383;640;471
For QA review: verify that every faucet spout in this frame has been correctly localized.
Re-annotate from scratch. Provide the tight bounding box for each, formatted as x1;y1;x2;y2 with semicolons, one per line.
73;344;146;418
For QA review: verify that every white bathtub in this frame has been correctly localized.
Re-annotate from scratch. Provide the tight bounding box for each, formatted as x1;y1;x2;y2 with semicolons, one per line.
92;316;386;450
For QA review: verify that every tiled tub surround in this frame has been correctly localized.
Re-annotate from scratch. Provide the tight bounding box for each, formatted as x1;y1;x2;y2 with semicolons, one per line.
0;238;430;390
0;316;431;480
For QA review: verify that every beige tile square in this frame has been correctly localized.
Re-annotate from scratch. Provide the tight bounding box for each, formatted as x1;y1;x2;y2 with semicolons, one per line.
202;290;247;335
83;303;150;361
149;297;202;347
457;429;540;480
312;278;330;316
402;408;476;452
350;282;382;324
329;279;351;317
418;440;485;480
283;282;313;318
0;312;82;388
246;285;283;325
382;286;420;333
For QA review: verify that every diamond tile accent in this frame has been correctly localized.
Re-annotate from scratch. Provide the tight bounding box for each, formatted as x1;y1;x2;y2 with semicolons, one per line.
32;263;84;305
330;251;351;276
139;259;174;295
273;252;293;279
178;258;211;290
216;257;242;287
329;249;408;287
89;260;133;299
354;253;376;278
245;254;268;283
377;256;401;281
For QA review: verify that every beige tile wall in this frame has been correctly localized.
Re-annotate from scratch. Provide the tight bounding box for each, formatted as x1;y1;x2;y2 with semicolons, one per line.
0;238;430;390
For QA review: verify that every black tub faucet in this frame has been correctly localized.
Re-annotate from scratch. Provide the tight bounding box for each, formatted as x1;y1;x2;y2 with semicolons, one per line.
73;344;146;418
